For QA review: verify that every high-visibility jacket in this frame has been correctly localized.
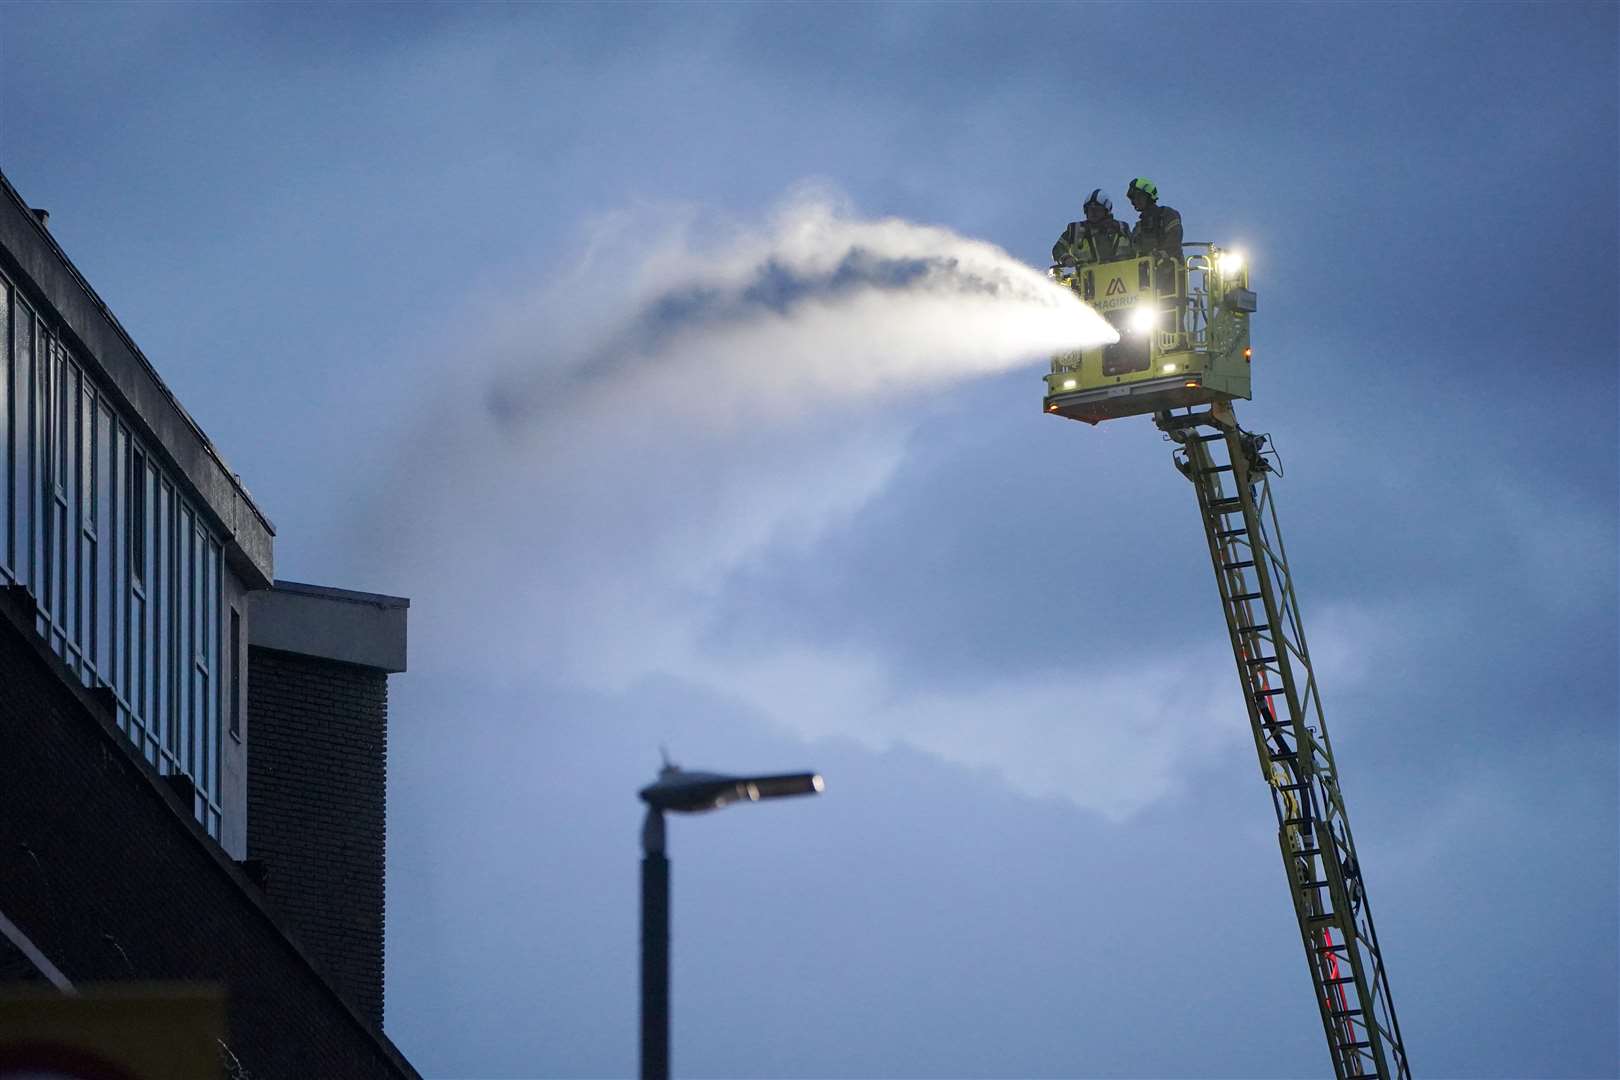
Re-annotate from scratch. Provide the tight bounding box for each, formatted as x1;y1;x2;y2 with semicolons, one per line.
1131;204;1183;260
1052;218;1131;265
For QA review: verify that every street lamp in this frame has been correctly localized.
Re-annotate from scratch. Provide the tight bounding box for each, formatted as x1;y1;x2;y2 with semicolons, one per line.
638;758;824;1080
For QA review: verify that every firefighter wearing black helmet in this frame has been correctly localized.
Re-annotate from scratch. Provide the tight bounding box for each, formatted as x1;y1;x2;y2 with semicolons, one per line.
1052;189;1130;267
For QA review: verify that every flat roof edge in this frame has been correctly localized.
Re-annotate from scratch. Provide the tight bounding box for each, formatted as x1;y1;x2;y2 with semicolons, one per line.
249;581;409;673
272;579;411;609
0;170;275;587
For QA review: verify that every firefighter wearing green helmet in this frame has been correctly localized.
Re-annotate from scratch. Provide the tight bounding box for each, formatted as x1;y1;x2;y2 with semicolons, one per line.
1126;178;1182;263
1052;189;1131;267
1127;178;1184;331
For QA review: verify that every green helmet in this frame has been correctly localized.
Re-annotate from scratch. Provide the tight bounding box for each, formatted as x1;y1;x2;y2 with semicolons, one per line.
1127;177;1159;201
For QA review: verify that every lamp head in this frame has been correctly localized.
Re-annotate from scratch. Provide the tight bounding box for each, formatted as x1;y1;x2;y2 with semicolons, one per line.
639;763;824;813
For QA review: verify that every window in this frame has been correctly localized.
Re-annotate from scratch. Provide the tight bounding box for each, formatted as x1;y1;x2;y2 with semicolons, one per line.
229;606;241;740
129;449;146;584
1;279;10;577
1;270;229;839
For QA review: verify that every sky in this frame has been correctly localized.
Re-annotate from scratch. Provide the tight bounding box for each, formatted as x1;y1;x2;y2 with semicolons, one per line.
3;3;1617;1078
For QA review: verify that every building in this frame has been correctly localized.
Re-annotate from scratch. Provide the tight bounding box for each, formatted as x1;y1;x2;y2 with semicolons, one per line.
0;170;420;1078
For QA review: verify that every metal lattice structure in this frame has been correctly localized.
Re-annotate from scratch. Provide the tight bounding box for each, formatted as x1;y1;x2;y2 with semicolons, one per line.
1159;404;1410;1080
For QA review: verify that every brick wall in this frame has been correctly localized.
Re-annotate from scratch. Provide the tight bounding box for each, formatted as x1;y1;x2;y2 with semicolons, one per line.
246;647;387;1028
0;590;417;1079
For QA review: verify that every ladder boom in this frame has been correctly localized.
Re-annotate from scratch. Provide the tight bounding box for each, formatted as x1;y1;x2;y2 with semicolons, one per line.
1159;405;1411;1080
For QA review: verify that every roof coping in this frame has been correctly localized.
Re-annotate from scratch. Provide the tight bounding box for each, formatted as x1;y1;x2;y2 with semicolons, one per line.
249;580;409;673
0;170;275;587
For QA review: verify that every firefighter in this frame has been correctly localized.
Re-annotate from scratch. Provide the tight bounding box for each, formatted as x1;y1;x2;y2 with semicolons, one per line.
1127;177;1184;331
1126;177;1182;261
1052;189;1131;267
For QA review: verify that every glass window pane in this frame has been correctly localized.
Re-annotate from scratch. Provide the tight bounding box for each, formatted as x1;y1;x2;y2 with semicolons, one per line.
229;606;241;739
96;403;114;679
20;306;37;594
130;448;146;584
179;508;194;775
132;588;147;730
76;378;93;664
56;348;67;492
113;424;127;696
0;277;10;577
18;305;36;593
157;481;172;755
209;540;221;799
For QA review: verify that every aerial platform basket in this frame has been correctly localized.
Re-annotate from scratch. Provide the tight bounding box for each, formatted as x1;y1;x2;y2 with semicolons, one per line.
1044;244;1256;424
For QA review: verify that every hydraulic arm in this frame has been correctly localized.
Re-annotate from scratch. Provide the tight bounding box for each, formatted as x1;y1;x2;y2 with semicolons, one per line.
1158;404;1410;1080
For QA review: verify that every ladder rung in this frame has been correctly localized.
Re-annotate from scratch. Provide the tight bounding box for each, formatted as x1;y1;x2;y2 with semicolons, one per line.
1299;879;1332;889
1314;941;1349;954
1236;623;1270;635
1200;464;1233;474
1208;498;1242;513
1277;781;1309;793
1341;1040;1373;1050
1232;591;1263;602
1193;433;1224;442
1254;687;1286;698
1330;1007;1366;1019
1270;751;1299;762
1284;816;1316;829
1216;527;1248;539
1325;975;1356;986
1245;654;1276;666
1223;559;1256;570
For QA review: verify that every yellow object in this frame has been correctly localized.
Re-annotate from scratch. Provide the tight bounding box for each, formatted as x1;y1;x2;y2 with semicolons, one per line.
0;983;223;1080
1044;246;1254;424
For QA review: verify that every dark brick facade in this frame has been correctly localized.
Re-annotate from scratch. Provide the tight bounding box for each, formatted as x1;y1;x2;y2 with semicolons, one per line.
0;590;417;1079
246;646;388;1028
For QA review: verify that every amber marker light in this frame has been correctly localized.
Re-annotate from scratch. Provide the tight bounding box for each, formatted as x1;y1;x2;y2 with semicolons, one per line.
1244;347;1253;360
1184;380;1199;388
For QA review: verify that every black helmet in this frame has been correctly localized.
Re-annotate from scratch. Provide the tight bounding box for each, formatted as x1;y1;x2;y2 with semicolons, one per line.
1083;188;1112;214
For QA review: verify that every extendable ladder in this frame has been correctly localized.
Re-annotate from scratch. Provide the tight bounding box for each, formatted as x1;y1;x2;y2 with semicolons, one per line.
1158;405;1410;1080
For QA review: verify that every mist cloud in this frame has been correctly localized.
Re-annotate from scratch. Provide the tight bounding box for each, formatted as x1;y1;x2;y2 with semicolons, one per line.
482;193;1115;433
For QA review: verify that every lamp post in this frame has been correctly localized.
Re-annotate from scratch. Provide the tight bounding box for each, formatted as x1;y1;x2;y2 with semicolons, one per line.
638;760;824;1080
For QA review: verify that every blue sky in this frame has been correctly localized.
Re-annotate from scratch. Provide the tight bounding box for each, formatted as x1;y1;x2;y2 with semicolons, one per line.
3;3;1616;1077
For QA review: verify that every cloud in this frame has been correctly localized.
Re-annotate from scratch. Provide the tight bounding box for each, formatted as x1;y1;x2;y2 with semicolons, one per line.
676;639;1244;820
